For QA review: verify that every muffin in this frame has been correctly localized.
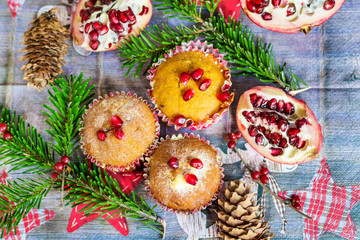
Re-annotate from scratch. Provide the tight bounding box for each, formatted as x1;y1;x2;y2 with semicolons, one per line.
144;134;223;213
147;41;234;130
80;92;160;172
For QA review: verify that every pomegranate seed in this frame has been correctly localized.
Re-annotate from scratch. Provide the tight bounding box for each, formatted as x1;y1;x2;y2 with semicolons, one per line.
277;100;285;113
255;134;265;145
180;72;190;86
124;7;136;22
260;112;268;120
3;132;12;141
81;10;91;22
323;0;335;10
262;12;272;20
54;162;64;172
108;43;112;48
260;175;269;184
191;68;204;81
277;119;288;132
291;194;300;203
167;157;179;169
287;128;300;136
250;93;258;104
110;115;123;128
267;98;277;110
292;202;301;210
190;158;203;169
253;0;263;5
118;11;128;23
92;22;101;30
109;9;119;24
85;1;94;8
89;40;100;50
183;89;195;101
286;4;296;16
272;0;281;6
80;9;85;17
61;155;71;165
271;132;281;140
260;167;269;176
255;6;264;14
246;0;256;12
97;130;106;141
89;30;99;41
229;133;237;141
199;79;211;91
262;0;270;7
184;173;198;186
173;115;187;126
264;130;271;139
248;125;258;137
114;128;125;140
253;97;263;108
92;7;103;13
139;6;149;15
242;111;248;117
84;23;92;34
235;132;242;139
284;102;295;115
110;23;124;33
261;100;268;109
279;138;288;148
268;113;279;124
128;26;133;34
99;25;109;35
296;118;307;128
289;136;299;146
228;140;237;149
0;123;7;133
254;111;260;117
251;171;260;180
258;126;266;133
217;91;231;102
52;172;59;179
296;139;306;149
270;147;283;156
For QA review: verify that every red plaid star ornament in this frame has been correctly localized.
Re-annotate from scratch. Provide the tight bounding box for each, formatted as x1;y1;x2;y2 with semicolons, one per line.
279;158;360;240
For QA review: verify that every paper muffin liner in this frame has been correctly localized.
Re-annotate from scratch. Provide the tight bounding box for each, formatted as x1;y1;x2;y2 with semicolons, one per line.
79;91;160;172
143;133;225;215
147;40;234;130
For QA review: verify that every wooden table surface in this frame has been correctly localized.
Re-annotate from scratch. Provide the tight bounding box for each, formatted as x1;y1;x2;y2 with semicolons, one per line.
1;0;359;239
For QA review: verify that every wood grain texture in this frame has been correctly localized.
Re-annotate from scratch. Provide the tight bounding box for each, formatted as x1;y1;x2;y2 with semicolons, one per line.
1;0;359;239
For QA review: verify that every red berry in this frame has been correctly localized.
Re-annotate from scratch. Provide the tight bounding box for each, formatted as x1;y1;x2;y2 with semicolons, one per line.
54;162;65;172
229;133;236;141
61;155;71;165
84;23;92;34
291;194;300;203
183;89;195;101
0;123;7;133
191;68;204;81
110;115;123;128
173;115;187;126
184;173;198;186
92;21;101;30
97;130;106;141
99;25;109;35
216;91;231;102
292;202;301;210
260;175;269;184
89;40;100;50
3;132;12;141
180;72;190;86
227;140;236;149
114;127;125;140
89;30;99;41
190;158;203;169
251;171;260;180
167;157;179;169
198;79;211;91
235;132;242;139
52;172;59;179
260;167;269;176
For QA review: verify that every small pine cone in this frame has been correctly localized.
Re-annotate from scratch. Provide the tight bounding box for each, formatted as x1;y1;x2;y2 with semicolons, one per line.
216;180;274;240
19;8;68;92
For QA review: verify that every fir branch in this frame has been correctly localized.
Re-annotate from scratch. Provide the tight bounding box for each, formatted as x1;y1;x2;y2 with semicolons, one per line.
0;107;54;174
0;175;54;237
43;74;95;156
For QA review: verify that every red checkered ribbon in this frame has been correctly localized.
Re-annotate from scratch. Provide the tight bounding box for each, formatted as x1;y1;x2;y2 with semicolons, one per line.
279;158;360;240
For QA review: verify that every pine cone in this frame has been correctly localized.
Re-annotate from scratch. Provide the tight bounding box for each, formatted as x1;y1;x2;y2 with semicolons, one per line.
216;180;274;240
19;8;68;92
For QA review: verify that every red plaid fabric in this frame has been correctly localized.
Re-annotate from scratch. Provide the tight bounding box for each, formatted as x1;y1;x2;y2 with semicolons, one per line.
7;0;25;18
279;158;360;240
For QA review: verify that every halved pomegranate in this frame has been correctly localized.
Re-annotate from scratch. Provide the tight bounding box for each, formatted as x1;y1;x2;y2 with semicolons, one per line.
236;86;323;165
240;0;345;34
72;0;153;52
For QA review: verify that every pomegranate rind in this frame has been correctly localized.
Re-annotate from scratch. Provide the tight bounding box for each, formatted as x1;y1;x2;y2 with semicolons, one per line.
240;0;345;34
71;0;153;52
236;86;323;165
79;91;160;172
147;40;234;131
143;133;224;214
